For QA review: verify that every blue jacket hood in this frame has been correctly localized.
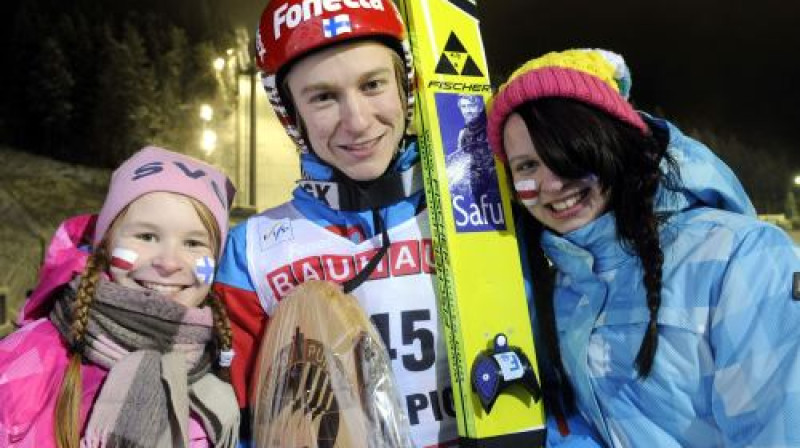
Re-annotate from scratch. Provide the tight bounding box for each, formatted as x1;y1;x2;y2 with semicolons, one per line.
650;115;756;217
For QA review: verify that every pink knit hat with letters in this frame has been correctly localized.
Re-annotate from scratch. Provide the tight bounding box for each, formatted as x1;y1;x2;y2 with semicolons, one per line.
94;146;236;250
488;49;650;162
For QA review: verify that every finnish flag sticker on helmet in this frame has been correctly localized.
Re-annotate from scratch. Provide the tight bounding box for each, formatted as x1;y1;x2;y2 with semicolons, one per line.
323;14;352;38
272;0;385;40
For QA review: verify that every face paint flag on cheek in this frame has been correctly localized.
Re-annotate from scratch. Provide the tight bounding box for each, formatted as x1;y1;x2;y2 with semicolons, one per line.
195;256;216;285
515;179;539;207
110;248;138;270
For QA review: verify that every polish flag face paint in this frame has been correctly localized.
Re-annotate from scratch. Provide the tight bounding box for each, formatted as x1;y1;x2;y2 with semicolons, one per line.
111;248;138;271
195;256;216;285
515;179;539;207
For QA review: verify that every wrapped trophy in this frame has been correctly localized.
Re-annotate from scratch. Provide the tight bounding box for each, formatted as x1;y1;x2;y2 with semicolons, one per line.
252;280;413;447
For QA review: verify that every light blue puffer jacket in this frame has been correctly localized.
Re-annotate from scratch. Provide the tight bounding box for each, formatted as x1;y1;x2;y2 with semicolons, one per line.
541;117;800;447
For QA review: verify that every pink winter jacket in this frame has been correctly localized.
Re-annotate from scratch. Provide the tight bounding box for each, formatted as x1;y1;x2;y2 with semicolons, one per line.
1;215;210;447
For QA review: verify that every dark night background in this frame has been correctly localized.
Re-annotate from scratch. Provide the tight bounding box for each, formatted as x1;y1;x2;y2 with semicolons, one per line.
479;0;800;212
480;0;800;157
0;0;799;211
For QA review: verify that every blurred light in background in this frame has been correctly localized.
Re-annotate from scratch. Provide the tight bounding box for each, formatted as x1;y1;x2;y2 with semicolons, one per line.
213;57;226;72
199;104;214;122
201;129;217;154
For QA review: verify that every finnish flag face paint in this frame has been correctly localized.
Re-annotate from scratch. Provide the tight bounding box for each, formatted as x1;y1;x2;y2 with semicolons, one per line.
195;256;216;285
111;248;138;271
515;179;539;207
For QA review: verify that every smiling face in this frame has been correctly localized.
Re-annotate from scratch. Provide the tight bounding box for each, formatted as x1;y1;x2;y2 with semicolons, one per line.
107;192;217;307
503;113;610;234
286;41;406;181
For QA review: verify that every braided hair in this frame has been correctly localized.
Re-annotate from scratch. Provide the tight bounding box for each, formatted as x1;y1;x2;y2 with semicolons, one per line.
54;197;234;447
514;98;678;404
187;197;234;382
54;245;108;448
206;289;234;382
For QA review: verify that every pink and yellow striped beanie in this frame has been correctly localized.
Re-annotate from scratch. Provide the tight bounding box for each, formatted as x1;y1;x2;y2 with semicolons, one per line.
487;49;650;162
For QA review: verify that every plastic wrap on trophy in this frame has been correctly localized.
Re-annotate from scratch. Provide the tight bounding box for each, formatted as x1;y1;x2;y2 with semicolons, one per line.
252;280;413;448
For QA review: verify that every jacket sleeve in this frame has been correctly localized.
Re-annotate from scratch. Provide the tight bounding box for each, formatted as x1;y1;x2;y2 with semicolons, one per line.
710;223;800;446
0;320;70;447
213;224;269;411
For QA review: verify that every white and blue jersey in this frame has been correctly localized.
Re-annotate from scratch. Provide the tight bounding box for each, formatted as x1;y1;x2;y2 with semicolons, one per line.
215;142;460;447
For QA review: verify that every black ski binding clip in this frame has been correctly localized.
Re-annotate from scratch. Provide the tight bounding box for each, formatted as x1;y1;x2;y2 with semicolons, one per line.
471;333;541;414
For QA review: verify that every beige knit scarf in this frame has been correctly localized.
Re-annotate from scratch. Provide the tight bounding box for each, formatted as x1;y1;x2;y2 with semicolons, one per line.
51;278;239;447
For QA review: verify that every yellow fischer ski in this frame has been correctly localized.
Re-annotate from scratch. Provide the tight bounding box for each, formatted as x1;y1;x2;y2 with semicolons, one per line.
394;0;547;445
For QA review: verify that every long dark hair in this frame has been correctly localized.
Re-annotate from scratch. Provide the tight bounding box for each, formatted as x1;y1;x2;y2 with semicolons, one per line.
514;98;679;404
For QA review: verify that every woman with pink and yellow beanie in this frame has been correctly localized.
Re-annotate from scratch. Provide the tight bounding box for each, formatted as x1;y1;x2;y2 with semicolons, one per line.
488;49;800;447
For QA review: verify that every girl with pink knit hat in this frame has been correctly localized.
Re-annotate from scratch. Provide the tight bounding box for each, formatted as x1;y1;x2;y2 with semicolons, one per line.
488;48;800;447
0;146;239;447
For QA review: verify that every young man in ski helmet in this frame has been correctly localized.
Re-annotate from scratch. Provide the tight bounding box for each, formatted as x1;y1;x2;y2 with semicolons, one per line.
213;0;459;445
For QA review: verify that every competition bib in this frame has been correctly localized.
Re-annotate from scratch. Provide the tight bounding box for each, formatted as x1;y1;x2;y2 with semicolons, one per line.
246;204;458;447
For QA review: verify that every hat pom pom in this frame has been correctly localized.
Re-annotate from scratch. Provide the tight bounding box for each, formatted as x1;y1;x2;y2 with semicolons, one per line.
589;49;633;99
